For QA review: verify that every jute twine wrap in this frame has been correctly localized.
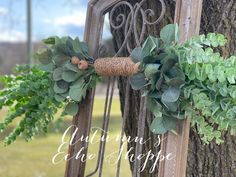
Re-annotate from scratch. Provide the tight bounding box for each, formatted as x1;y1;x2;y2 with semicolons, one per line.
94;57;140;76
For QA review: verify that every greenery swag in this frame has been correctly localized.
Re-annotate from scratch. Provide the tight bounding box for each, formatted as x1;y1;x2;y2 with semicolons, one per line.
0;24;236;145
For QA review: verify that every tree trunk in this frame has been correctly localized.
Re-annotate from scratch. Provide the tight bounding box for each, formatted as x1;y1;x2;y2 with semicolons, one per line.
111;0;236;176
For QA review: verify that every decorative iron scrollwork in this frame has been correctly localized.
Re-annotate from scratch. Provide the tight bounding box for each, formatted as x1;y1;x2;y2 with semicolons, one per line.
109;0;166;56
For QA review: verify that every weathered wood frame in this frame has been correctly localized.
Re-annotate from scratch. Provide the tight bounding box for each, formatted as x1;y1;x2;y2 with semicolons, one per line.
158;1;203;177
64;0;203;177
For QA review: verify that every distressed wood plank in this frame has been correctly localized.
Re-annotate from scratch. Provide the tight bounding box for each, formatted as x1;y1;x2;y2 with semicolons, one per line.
64;90;95;177
158;1;203;177
64;1;102;176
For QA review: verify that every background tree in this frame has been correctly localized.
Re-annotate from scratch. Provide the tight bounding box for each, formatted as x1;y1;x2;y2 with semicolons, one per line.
112;0;236;176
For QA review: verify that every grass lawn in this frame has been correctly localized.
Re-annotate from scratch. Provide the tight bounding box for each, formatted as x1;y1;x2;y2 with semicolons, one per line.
0;97;132;177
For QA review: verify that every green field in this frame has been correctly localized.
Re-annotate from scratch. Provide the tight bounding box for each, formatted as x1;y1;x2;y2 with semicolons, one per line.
0;97;132;177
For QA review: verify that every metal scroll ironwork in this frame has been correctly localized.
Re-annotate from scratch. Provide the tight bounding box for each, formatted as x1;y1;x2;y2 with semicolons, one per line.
109;0;166;56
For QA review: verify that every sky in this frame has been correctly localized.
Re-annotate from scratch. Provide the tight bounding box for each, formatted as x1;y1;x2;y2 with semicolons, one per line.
0;0;94;42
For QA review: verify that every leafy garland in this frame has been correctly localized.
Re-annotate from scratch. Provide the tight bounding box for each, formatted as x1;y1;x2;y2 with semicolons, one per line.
0;24;235;145
0;37;100;145
130;24;235;144
0;66;62;145
36;36;100;114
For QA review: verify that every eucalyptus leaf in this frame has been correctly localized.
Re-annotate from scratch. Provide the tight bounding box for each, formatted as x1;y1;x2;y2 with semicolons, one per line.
69;83;87;102
65;38;75;55
130;47;143;63
71;37;83;53
162;100;178;112
55;94;66;102
36;49;52;65
156;74;164;90
161;58;177;73
163;115;177;130
53;54;70;66
71;38;89;59
165;46;179;58
230;90;236;99
53;67;63;81
69;87;83;102
55;42;73;56
149;75;159;90
63;62;79;72
150;117;166;134
147;97;162;117
56;80;70;90
130;73;147;90
64;102;79;116
80;42;89;53
150;115;177;134
188;65;196;80
43;37;56;45
161;87;181;103
71;78;85;87
53;82;68;94
147;91;162;99
219;86;228;97
143;55;159;64
226;68;235;83
155;53;168;61
54;36;67;45
62;70;79;82
167;66;185;80
142;36;159;57
144;64;160;78
60;91;69;98
167;77;185;87
160;24;179;45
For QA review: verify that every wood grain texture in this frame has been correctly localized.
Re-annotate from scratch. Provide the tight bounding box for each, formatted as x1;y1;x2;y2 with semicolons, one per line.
64;1;101;176
158;1;203;177
64;90;95;177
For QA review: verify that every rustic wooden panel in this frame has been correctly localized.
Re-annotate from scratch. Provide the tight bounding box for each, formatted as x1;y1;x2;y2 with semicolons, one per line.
64;90;95;177
158;1;203;177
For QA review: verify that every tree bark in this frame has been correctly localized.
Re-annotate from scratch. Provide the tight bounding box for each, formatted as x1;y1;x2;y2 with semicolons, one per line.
111;0;236;176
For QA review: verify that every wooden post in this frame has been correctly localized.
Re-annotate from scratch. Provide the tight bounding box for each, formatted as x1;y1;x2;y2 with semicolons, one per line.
64;1;102;176
158;0;203;177
64;91;95;177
